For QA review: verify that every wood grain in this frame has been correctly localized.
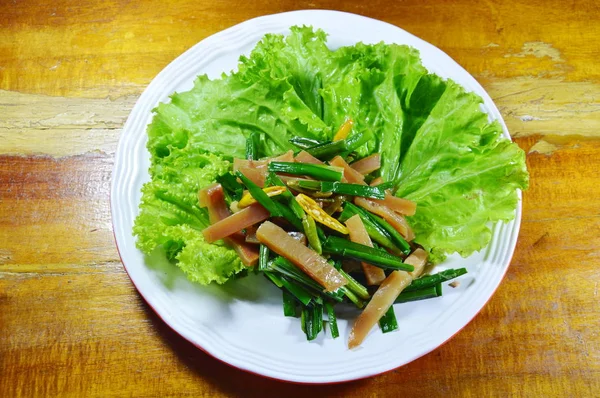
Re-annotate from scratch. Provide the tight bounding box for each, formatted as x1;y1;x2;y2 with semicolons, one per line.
1;0;599;396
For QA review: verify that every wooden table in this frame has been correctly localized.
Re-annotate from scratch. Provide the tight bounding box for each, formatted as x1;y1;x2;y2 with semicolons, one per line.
1;1;598;396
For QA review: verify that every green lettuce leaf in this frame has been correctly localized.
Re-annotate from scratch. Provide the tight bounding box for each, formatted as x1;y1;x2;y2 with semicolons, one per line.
395;80;529;262
147;74;320;160
321;43;427;173
133;149;245;283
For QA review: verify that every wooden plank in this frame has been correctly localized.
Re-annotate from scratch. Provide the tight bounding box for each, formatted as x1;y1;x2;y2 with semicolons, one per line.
1;76;599;160
485;78;600;138
0;154;118;266
0;90;136;157
0;269;598;397
1;0;598;98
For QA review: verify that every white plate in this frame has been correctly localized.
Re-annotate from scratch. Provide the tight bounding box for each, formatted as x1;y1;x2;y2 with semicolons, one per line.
111;10;522;383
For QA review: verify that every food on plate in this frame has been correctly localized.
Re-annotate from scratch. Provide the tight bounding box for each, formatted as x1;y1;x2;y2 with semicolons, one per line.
133;26;528;347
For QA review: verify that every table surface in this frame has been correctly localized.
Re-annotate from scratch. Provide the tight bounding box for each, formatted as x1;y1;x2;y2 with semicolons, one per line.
1;0;599;396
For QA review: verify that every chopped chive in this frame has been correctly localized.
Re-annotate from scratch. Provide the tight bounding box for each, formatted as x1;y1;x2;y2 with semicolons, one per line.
395;284;443;303
305;140;347;160
264;270;284;288
268;257;344;302
342;248;409;270
342;202;410;255
300;307;310;338
290;132;368;159
314;302;323;335
338;204;398;253
323;236;414;272
369;214;411;255
273;201;303;230
289;137;329;149
320;181;386;199
216;172;244;201
337;268;370;300
324;302;339;338
264;271;313;306
340;286;365;308
258;244;269;271
280;276;314;306
301;302;323;341
270;258;321;289
294;180;386;199
294;180;322;191
344;131;369;152
328;259;342;271
282;289;297;317
376;181;396;191
245;132;260;160
404;268;468;292
265;171;284;187
379;306;399;333
302;306;318;340
262;171;303;229
269;257;320;290
268;162;343;182
266;172;305;220
316;225;326;241
236;171;281;216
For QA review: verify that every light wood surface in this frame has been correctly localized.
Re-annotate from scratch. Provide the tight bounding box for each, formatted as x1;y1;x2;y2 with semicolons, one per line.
1;1;599;396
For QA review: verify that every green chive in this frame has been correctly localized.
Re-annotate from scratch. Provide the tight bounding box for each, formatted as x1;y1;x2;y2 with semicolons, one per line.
289;137;329;149
323;236;414;272
235;171;281;216
369;214;411;255
379;306;399;333
343;131;370;152
404;268;468;292
325;302;339;338
245;132;260;160
340;286;365;308
305;140;347;160
338;203;399;253
314;302;324;335
258;244;269;271
268;257;345;302
320;181;386;199
395;284;443;303
342;202;410;255
280;276;314;307
266;172;305;220
268;162;343;182
338;268;370;300
293;180;386;200
282;289;298;317
216;172;244;201
273;201;304;230
301;302;323;341
293;179;322;191
375;181;396;191
264;271;284;288
264;271;313;307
